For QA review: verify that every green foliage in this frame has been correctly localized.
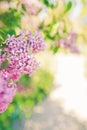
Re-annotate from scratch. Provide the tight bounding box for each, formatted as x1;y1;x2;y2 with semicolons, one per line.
51;45;60;54
39;18;59;41
19;74;31;87
0;8;22;43
0;28;7;43
17;69;53;106
39;1;73;54
0;27;16;43
21;4;26;11
42;0;57;8
32;69;53;95
0;102;22;130
64;1;72;13
1;59;9;69
0;8;22;28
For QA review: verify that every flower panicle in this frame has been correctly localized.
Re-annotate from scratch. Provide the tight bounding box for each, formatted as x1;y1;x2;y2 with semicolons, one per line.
0;30;46;113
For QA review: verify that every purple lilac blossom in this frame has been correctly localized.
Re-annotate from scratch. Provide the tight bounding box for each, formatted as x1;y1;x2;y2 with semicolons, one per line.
0;30;45;113
57;32;79;53
0;70;16;113
4;31;45;80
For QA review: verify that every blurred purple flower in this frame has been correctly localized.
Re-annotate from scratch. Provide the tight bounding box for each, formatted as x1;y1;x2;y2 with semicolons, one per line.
57;32;79;53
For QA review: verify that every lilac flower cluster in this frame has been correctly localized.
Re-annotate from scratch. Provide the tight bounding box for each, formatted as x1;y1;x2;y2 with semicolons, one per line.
0;30;45;113
57;32;79;53
30;32;45;53
0;70;16;113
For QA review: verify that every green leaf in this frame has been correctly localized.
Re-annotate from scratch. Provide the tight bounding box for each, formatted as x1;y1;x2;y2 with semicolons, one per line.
0;29;5;34
21;4;26;11
19;74;30;87
0;37;4;43
0;8;22;28
1;59;9;69
7;29;16;35
42;0;56;8
65;1;72;12
52;46;60;54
